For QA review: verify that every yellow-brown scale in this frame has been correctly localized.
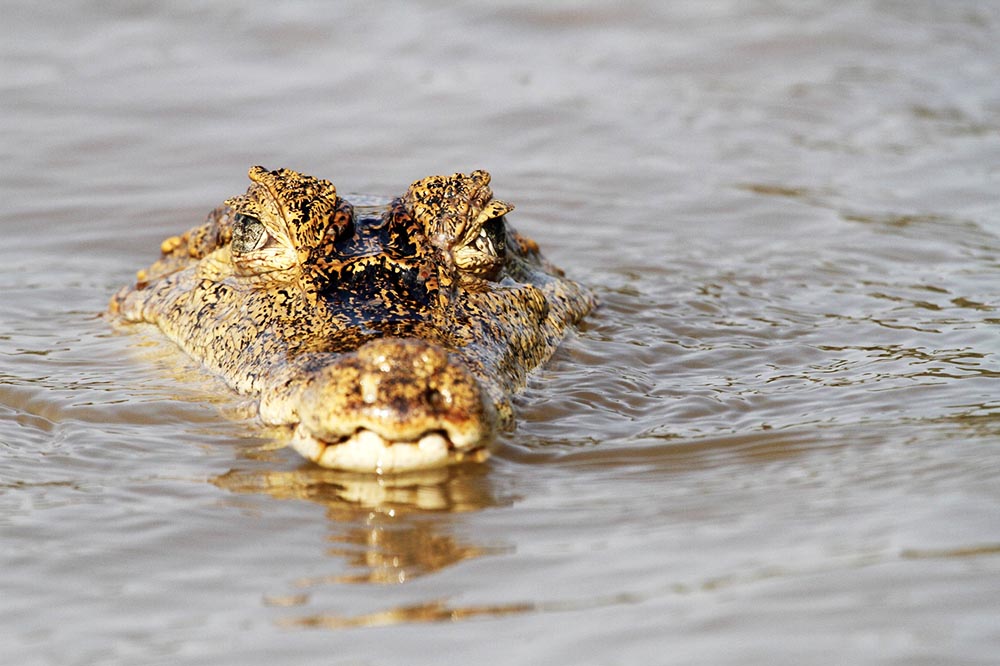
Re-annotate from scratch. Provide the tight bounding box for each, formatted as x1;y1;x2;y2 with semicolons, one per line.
109;166;594;473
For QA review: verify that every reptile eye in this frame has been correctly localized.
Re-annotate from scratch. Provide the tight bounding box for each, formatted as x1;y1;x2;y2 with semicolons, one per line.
231;213;267;253
477;216;507;257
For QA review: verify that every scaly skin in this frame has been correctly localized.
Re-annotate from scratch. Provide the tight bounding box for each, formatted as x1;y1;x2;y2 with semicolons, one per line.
109;166;594;473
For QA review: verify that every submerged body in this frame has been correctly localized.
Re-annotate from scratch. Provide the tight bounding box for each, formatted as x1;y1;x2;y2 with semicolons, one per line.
110;167;594;472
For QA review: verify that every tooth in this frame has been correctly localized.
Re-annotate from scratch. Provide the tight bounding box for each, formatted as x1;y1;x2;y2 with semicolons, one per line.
418;432;449;453
291;426;478;473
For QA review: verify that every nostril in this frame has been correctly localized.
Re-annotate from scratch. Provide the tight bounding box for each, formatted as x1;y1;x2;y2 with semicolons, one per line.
425;387;446;411
425;387;442;410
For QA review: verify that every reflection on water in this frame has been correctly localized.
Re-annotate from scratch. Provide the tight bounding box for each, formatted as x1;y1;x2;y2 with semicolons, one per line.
279;599;535;630
214;462;511;624
213;463;500;516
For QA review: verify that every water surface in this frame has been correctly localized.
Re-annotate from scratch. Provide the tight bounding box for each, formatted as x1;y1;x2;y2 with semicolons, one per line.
2;2;999;664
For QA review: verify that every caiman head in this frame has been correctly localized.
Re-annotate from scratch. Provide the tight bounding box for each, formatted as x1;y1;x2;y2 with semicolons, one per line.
110;166;594;473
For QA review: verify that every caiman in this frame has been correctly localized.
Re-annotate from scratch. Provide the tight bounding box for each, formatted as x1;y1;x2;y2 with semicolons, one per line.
109;166;594;473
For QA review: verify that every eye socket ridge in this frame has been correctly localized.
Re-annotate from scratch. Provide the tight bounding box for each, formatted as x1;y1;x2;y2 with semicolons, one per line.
231;212;269;253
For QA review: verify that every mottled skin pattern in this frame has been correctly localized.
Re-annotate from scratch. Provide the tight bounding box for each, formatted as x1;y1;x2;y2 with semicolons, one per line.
109;167;594;472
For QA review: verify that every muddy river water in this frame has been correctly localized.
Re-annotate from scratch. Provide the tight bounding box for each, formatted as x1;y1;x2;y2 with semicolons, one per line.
2;2;999;664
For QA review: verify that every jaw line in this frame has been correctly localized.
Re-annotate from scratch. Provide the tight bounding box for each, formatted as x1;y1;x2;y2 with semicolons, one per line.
289;425;490;474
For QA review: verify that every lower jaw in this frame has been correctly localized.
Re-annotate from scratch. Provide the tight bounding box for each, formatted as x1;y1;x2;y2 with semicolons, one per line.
289;425;490;473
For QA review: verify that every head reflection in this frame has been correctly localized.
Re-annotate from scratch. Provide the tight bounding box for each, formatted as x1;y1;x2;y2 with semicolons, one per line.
213;463;507;585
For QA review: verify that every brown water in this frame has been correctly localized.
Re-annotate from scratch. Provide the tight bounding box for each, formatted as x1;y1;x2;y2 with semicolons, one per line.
3;2;999;664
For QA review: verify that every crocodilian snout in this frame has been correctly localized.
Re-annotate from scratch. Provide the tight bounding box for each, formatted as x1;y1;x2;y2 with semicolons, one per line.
287;338;497;473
